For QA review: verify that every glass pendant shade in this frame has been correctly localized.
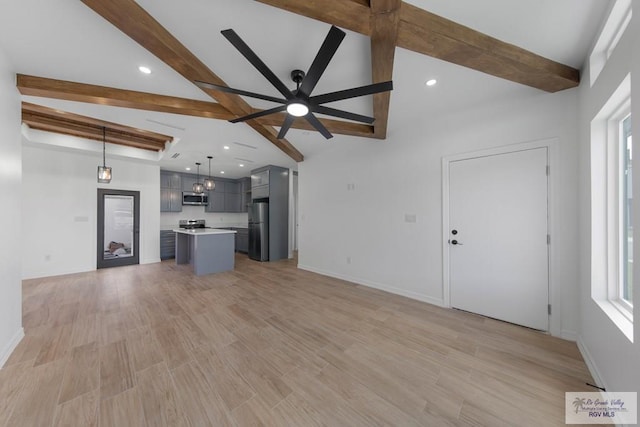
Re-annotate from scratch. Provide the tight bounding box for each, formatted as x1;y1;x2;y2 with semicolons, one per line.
204;156;215;191
97;166;112;183
193;162;204;194
193;181;205;194
204;178;215;191
97;127;112;183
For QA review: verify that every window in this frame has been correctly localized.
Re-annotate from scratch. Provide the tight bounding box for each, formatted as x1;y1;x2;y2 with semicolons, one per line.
620;114;633;311
590;74;633;341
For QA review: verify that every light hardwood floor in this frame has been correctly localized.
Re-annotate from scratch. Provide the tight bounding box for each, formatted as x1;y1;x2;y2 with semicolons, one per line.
1;254;598;426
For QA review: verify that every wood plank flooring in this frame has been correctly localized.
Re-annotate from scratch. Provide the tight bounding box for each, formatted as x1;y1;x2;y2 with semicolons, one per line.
1;254;598;426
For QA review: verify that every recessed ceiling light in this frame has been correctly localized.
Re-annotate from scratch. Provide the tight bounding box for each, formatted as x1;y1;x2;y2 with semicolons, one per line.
239;164;245;168
426;79;437;86
185;167;191;171
220;171;225;174
223;146;230;150
138;66;152;74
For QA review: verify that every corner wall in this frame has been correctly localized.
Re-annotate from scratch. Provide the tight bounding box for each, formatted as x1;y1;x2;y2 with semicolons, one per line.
0;47;23;366
298;78;580;339
577;10;640;392
21;141;161;279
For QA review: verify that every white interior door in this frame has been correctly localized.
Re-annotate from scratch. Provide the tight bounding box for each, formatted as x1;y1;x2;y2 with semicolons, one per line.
449;147;549;331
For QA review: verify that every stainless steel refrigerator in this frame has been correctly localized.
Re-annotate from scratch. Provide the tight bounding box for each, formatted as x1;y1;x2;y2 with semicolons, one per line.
248;202;269;261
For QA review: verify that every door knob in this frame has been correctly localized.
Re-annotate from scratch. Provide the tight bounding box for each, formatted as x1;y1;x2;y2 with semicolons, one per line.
450;239;463;245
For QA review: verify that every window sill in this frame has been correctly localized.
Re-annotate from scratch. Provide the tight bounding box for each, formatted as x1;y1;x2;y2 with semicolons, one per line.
594;298;634;342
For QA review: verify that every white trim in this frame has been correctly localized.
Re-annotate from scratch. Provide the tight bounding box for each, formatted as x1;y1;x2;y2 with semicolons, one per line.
577;335;609;392
0;328;24;369
441;138;557;334
297;264;445;308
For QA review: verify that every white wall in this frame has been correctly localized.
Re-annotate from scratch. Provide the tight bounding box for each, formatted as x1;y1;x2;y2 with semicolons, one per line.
22;141;161;279
0;47;24;367
577;10;640;392
298;82;580;339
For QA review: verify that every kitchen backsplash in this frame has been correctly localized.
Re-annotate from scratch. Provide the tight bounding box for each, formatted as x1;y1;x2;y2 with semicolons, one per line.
161;206;248;229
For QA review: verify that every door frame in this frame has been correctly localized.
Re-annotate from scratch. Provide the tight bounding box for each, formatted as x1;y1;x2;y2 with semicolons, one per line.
442;138;557;333
97;189;140;269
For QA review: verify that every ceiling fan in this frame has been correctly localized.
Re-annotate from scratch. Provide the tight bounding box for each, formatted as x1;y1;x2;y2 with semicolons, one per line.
195;26;393;140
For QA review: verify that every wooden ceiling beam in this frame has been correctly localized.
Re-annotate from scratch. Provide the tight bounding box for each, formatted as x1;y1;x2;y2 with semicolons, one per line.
22;102;170;151
17;74;375;140
369;0;401;139
257;0;580;92
17;74;233;120
257;113;375;138
81;0;304;163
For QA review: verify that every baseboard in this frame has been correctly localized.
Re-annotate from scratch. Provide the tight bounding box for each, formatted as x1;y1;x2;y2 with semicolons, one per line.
560;329;578;341
577;335;608;391
141;257;161;265
0;327;24;369
297;264;445;308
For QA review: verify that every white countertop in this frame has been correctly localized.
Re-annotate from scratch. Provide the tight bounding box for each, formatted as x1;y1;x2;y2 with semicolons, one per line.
173;228;236;235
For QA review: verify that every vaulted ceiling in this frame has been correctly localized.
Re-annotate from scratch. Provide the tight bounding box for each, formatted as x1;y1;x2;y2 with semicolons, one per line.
0;0;611;177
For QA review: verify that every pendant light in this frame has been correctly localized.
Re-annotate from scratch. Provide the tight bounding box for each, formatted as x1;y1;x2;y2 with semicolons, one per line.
193;162;204;194
204;156;215;191
97;127;112;183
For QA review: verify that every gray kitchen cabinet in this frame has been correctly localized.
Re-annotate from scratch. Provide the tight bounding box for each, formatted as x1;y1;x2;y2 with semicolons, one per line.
160;230;176;259
252;184;269;200
234;228;248;253
212;180;226;193
205;191;225;212
160;171;182;212
240;177;251;212
181;174;198;192
160;172;181;189
224;192;241;213
251;169;269;187
226;181;240;194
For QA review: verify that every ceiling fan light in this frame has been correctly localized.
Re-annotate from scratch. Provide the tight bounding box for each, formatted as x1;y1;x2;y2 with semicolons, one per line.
287;102;309;117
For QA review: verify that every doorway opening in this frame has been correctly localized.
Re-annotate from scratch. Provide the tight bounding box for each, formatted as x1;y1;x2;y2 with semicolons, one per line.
97;189;140;269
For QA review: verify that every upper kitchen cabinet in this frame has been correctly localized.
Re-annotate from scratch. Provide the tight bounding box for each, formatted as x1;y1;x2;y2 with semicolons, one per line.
160;171;182;212
240;177;251;213
181;174;197;192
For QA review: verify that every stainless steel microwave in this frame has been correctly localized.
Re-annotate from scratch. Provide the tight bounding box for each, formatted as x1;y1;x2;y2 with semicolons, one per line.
182;192;208;206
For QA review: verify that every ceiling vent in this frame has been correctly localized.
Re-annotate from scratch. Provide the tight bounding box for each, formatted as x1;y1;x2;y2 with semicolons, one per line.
146;118;186;131
234;157;254;163
170;153;180;159
233;142;257;149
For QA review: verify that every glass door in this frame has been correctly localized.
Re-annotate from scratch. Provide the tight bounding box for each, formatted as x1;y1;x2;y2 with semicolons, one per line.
97;189;140;269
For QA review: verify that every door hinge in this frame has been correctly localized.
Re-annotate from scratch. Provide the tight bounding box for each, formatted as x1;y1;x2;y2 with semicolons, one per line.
547;234;551;245
546;165;550;176
548;304;552;315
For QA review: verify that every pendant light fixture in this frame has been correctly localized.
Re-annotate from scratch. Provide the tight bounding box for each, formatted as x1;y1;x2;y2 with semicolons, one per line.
204;156;215;191
97;127;112;183
193;162;205;194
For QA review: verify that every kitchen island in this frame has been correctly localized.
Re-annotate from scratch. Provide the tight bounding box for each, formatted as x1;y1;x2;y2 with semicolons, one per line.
173;228;236;276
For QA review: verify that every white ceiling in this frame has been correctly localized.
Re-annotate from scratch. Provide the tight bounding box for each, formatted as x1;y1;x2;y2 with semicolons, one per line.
0;0;612;178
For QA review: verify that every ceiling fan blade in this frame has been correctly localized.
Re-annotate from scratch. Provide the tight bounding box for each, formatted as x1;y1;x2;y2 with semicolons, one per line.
229;105;287;123
298;26;346;97
305;113;333;139
221;29;293;100
277;115;295;139
313;105;375;124
311;81;393;105
195;80;286;104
